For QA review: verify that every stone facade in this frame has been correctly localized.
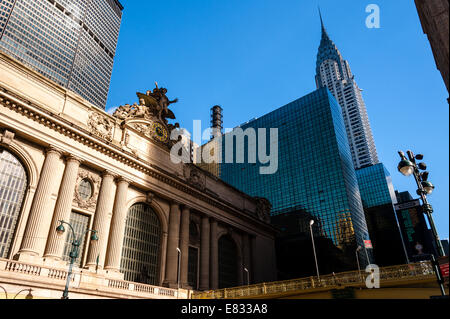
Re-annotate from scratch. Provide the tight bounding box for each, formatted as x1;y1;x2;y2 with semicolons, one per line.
0;52;277;299
415;0;449;96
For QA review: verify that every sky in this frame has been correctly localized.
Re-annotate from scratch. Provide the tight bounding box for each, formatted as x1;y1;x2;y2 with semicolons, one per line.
106;0;449;240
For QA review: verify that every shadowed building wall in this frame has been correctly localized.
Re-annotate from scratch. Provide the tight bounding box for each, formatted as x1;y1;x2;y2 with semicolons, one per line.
414;0;449;97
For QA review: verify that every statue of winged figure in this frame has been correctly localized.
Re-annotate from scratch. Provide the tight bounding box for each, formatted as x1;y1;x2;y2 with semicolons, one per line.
113;83;179;125
136;82;178;123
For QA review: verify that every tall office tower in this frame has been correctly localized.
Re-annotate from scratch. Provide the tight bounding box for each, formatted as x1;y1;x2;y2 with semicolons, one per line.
356;164;408;266
0;0;123;109
315;13;378;169
212;88;371;276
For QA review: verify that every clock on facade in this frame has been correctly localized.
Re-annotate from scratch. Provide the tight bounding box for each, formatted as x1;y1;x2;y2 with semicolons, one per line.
152;122;168;142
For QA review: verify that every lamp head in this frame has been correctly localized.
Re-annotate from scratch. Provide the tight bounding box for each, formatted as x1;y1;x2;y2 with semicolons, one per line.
421;171;429;182
415;154;424;160
25;289;33;300
56;223;65;236
417;162;427;170
397;160;414;176
421;181;435;195
309;220;315;226
90;232;99;241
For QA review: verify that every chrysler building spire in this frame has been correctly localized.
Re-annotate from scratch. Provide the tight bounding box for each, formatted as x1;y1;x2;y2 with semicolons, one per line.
315;12;379;169
318;7;328;39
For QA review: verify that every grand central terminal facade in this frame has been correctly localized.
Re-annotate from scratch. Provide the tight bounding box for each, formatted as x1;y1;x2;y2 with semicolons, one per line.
0;52;277;299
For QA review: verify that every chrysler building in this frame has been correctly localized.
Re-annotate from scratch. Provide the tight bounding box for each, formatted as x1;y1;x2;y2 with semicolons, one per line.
315;13;379;169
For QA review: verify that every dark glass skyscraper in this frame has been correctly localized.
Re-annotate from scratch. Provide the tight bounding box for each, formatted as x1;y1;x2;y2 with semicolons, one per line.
356;164;397;209
211;88;371;274
356;163;408;266
0;0;123;109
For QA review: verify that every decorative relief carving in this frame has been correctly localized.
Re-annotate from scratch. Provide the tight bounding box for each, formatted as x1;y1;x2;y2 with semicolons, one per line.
0;130;15;146
88;111;114;142
131;123;153;136
73;169;101;210
184;166;206;191
254;197;272;223
146;192;155;204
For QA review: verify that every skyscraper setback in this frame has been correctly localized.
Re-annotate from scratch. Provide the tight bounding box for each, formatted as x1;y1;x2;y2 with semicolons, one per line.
315;13;378;169
0;0;123;109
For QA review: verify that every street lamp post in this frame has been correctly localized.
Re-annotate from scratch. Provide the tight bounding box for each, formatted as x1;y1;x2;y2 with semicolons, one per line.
309;220;320;281
176;247;181;292
56;220;98;300
364;246;371;265
244;267;250;286
356;246;364;283
397;151;445;257
398;150;446;297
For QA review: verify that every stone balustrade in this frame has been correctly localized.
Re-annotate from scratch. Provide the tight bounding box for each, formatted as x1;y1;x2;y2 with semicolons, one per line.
192;261;437;299
0;258;185;299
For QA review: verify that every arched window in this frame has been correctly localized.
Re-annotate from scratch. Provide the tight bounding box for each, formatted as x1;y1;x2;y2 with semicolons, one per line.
218;235;238;288
120;203;161;285
0;149;28;258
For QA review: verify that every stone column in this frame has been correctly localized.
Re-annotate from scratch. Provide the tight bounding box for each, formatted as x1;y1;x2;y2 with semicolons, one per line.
179;206;190;288
210;219;219;290
43;155;81;259
159;231;168;285
164;202;181;287
85;170;115;269
104;177;129;272
199;215;210;291
19;146;62;257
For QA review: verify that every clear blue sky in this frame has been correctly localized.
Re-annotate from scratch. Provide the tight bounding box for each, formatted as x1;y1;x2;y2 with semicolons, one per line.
106;0;449;240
